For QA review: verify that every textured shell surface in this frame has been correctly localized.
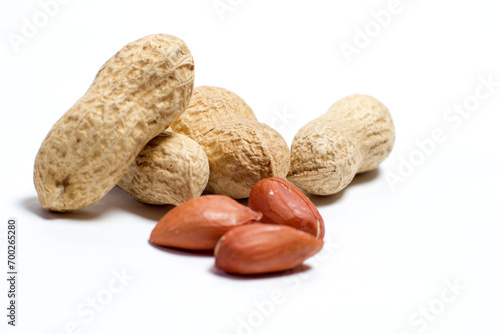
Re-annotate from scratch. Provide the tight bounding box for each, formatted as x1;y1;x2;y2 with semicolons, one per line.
117;131;209;206
288;119;361;195
288;94;395;195
169;86;257;141
34;34;195;211
325;94;395;172
200;118;290;199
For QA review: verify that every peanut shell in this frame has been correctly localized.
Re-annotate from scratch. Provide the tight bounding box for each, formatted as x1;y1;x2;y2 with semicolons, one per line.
288;94;395;195
169;86;257;141
34;34;195;211
118;132;209;206
170;86;289;198
200;118;290;199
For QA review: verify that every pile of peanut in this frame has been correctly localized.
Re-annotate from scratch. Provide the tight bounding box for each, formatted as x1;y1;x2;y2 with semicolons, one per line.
34;34;395;275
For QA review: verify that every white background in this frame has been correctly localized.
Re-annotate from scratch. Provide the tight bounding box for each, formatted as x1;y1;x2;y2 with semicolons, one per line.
1;0;499;333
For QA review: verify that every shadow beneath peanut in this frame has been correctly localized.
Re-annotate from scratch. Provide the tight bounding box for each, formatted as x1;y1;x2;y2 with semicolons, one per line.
350;168;380;185
148;241;214;257
22;186;173;222
308;168;380;207
236;198;249;206
210;263;312;280
309;191;345;207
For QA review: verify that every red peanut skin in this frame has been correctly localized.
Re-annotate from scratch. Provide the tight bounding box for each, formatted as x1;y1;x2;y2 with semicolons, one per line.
150;195;262;250
248;177;325;240
215;223;324;275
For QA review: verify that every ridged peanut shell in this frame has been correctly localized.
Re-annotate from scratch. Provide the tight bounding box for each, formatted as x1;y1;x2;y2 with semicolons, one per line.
288;119;361;195
117;132;209;206
150;195;262;250
214;223;324;275
324;94;395;172
288;94;395;195
34;34;195;211
169;86;257;141
200;118;290;199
